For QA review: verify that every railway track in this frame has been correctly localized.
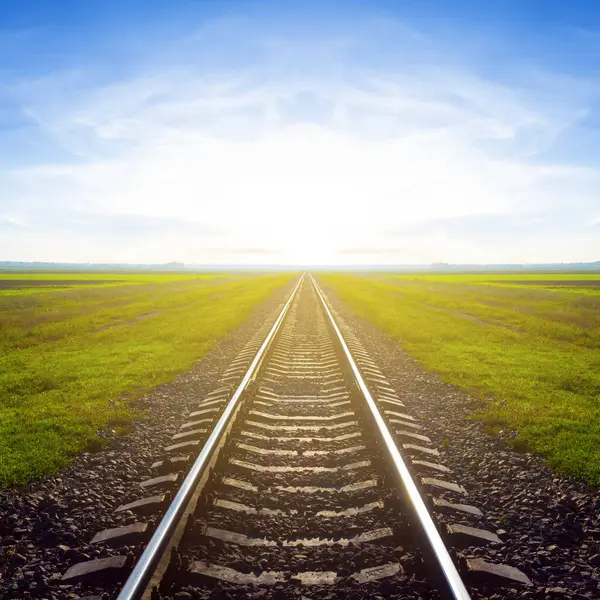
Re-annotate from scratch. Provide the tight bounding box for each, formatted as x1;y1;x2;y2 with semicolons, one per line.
61;274;531;600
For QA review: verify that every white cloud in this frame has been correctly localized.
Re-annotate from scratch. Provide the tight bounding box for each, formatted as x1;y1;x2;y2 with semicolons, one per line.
2;26;600;265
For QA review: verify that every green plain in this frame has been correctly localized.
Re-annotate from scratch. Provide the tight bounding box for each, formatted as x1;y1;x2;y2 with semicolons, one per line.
0;272;292;486
321;272;600;484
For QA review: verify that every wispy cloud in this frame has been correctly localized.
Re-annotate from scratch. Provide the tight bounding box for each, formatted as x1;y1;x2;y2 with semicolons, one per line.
2;13;600;264
336;246;410;256
2;210;217;237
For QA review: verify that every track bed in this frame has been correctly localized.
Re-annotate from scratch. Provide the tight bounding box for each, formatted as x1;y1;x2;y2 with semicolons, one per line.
169;280;430;598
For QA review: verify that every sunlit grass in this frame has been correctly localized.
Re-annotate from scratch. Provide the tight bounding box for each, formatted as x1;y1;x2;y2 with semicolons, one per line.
0;273;293;486
0;272;237;296
0;272;227;281
390;272;600;283
321;272;600;484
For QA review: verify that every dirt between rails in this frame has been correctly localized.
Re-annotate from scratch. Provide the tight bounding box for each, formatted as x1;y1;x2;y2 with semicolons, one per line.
0;280;297;600
318;279;600;600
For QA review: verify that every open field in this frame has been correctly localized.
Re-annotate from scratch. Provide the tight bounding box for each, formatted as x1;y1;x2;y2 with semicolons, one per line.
0;272;225;294
0;272;293;486
321;272;600;484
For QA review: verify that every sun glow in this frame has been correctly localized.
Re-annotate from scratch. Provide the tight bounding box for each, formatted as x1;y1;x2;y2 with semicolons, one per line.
16;123;535;264
6;54;600;264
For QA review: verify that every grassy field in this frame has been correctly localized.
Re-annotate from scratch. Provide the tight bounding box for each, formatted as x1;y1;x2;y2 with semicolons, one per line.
0;272;293;486
321;272;600;484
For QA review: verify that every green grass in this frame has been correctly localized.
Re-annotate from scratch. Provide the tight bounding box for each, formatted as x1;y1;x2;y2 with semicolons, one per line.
0;272;233;296
391;272;600;283
0;272;204;280
320;272;600;484
0;272;293;486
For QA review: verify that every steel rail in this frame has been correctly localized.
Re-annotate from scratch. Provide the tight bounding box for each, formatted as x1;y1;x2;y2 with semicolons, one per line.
310;274;471;600
117;274;305;600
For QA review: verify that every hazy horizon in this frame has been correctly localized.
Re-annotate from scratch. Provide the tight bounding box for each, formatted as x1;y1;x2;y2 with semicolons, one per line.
2;1;600;265
1;259;599;271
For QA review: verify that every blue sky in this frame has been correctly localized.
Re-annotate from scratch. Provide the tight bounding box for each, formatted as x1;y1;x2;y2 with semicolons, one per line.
1;0;600;265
